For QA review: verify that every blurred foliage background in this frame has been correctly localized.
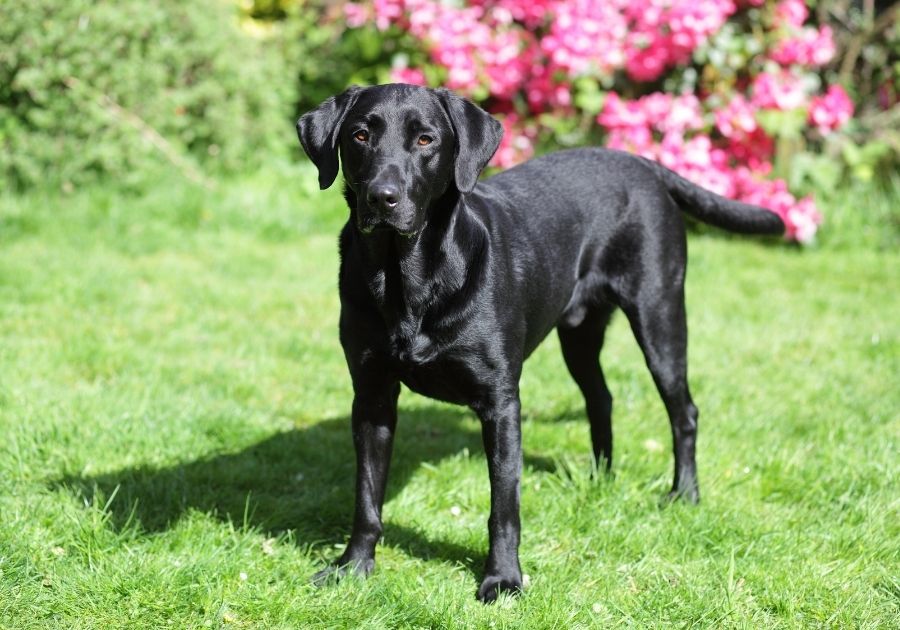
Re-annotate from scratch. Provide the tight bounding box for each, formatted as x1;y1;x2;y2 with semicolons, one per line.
0;0;897;197
0;0;293;190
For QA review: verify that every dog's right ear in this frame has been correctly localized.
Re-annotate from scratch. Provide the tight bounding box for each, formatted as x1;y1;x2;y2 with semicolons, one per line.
296;86;362;190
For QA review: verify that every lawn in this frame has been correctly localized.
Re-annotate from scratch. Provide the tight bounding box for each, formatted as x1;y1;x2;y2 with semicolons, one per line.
0;166;897;628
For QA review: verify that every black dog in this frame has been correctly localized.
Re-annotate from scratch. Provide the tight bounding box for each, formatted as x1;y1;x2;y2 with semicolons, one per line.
297;84;783;602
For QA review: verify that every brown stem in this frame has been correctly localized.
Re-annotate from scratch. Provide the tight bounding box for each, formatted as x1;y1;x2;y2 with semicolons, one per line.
838;4;898;87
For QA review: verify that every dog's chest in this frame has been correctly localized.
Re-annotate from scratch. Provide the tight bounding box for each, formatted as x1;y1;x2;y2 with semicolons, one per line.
387;326;486;406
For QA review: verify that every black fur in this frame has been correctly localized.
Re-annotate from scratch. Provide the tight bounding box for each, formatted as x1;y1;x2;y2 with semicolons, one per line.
296;84;783;602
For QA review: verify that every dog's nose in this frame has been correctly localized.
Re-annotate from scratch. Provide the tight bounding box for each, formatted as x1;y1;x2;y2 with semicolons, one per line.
367;184;400;212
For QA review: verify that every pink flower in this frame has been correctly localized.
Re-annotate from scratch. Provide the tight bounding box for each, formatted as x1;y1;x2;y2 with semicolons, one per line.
625;37;672;82
541;0;630;77
732;168;822;242
715;95;757;138
490;113;537;168
597;92;649;129
659;94;705;133
621;0;738;81
773;0;809;29
785;196;822;243
354;0;837;243
524;64;571;112
374;1;536;100
771;26;836;67
597;87;821;241
654;133;736;197
598;92;703;134
810;26;838;65
606;126;656;158
751;71;808;110
470;0;556;28
389;67;427;86
373;0;405;30
808;84;854;134
343;2;371;28
727;128;775;171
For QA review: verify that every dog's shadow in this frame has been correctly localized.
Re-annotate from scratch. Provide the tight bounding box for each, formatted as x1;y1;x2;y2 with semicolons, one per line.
53;406;558;575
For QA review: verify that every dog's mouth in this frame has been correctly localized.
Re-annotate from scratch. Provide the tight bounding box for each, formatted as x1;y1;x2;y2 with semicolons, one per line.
357;214;419;238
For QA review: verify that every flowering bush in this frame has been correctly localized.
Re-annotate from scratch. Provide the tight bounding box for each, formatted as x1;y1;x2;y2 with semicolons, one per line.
338;0;867;243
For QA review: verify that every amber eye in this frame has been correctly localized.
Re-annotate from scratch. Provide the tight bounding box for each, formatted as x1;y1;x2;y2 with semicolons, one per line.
353;130;369;143
417;135;433;146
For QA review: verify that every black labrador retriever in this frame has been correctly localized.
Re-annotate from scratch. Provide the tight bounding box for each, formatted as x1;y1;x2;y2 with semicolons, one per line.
297;84;783;602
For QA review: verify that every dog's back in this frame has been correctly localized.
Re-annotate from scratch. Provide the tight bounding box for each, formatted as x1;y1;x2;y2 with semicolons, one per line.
464;148;694;352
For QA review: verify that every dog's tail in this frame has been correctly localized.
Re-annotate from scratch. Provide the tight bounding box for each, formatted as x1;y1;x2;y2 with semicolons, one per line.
645;159;785;235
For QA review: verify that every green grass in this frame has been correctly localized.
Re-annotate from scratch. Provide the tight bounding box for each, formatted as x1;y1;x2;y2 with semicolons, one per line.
1;166;898;628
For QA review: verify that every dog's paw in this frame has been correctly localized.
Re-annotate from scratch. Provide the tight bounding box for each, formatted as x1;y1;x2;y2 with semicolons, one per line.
311;557;375;586
476;573;523;603
660;485;700;506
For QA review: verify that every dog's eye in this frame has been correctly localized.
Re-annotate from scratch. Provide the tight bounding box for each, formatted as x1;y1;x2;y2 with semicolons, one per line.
417;135;433;146
353;130;369;143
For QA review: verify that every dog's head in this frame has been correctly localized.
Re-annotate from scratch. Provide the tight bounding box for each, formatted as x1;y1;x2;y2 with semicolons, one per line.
297;84;503;236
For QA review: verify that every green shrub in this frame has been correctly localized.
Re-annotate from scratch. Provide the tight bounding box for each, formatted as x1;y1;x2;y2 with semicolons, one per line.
0;0;292;190
239;0;407;117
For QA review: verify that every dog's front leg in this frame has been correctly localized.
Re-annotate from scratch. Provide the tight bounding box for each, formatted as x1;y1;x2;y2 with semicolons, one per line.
313;380;400;583
475;394;524;602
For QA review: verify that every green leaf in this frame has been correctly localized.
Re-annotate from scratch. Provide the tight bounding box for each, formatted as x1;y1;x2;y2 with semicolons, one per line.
757;108;807;140
573;78;605;116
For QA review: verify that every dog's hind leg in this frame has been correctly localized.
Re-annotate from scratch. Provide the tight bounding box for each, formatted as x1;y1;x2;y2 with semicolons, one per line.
621;283;700;504
557;304;617;471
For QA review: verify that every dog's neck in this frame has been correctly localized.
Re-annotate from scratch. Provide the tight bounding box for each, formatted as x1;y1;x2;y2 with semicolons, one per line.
348;188;486;346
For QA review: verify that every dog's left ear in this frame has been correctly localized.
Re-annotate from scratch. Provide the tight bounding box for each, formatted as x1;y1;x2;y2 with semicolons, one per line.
438;89;503;194
296;86;362;190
